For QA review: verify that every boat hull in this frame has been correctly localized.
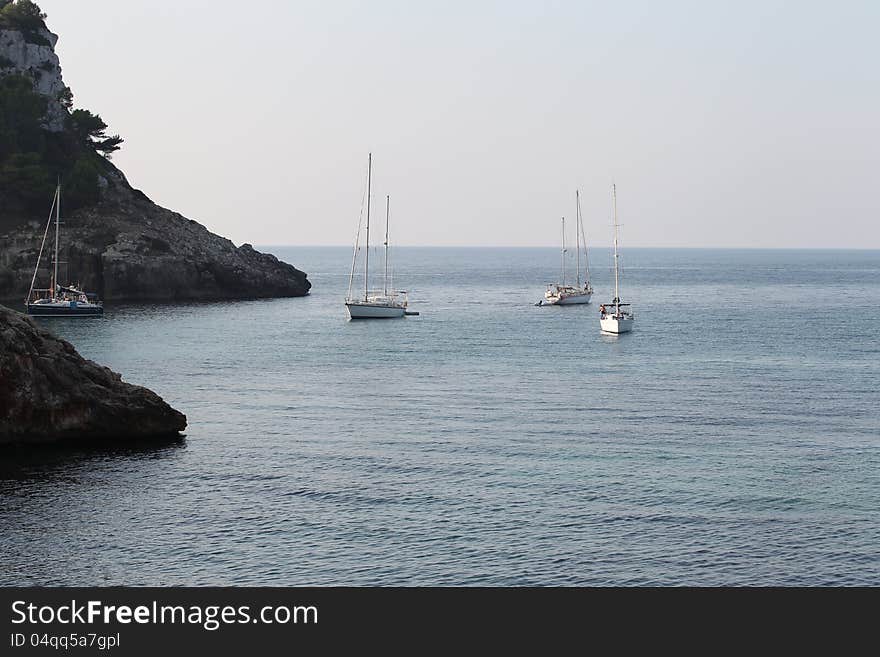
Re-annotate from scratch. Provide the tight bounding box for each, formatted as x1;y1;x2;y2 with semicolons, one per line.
346;302;406;319
546;292;592;305
600;316;634;334
26;303;103;317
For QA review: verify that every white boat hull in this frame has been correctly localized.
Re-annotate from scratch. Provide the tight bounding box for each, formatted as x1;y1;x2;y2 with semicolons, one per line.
543;283;593;306
548;292;592;305
346;302;406;319
600;316;634;334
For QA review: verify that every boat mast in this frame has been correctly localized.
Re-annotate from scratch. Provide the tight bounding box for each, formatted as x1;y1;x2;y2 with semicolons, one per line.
384;194;390;297
561;217;566;286
611;183;620;311
364;153;372;302
578;189;591;287
26;187;58;305
575;190;581;288
51;181;61;296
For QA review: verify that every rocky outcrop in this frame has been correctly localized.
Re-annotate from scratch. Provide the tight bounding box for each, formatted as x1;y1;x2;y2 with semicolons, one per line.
0;14;311;302
0;163;311;301
0;304;186;444
0;25;67;131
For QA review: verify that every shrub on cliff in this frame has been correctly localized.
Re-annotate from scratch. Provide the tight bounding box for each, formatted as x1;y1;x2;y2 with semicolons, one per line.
0;152;51;208
0;74;51;216
0;0;49;44
0;1;123;224
0;75;114;219
0;1;46;29
0;73;46;152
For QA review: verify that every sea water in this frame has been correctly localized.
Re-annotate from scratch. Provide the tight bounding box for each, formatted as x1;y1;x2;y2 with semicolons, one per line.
1;248;878;585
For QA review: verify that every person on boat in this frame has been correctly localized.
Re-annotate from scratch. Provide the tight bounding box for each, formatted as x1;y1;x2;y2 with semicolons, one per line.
599;304;606;317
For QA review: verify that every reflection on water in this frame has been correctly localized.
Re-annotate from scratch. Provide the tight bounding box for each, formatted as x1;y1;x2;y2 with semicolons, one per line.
0;437;186;482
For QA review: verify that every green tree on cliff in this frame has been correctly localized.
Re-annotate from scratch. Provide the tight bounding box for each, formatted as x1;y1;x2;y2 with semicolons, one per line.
70;109;124;156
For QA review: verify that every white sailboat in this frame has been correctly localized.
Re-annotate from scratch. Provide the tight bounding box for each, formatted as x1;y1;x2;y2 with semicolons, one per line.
543;190;593;305
345;153;409;319
599;183;634;334
25;182;103;317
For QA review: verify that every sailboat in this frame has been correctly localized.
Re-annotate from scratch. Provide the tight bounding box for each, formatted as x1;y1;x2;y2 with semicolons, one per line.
543;190;593;305
345;153;409;319
599;183;633;334
25;182;103;317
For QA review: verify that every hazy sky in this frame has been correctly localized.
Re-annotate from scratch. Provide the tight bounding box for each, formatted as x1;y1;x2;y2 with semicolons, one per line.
38;0;879;247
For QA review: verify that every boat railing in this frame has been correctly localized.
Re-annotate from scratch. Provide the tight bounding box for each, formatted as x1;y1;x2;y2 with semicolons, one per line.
547;284;591;296
352;290;409;301
345;290;409;305
26;288;53;302
27;287;101;304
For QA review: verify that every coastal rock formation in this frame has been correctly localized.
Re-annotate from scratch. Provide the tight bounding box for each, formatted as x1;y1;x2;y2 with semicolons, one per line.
0;165;312;301
0;23;66;131
0;3;310;302
0;305;187;444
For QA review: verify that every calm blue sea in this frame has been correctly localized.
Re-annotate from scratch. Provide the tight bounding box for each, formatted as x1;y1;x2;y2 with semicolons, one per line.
1;247;878;585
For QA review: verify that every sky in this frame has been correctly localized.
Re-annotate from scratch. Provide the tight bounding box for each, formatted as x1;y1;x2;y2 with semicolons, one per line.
36;0;880;247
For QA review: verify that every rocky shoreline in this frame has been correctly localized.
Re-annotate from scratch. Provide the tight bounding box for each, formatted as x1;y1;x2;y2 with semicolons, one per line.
0;305;186;445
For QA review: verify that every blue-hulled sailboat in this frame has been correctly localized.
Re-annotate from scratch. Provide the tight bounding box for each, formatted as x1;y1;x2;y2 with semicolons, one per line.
25;183;103;317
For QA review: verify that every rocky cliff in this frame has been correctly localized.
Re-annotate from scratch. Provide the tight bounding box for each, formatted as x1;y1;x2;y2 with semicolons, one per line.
0;305;186;444
0;165;312;301
0;2;310;302
0;21;66;131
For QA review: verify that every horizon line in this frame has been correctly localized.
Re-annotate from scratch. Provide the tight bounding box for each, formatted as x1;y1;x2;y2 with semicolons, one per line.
251;244;880;251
